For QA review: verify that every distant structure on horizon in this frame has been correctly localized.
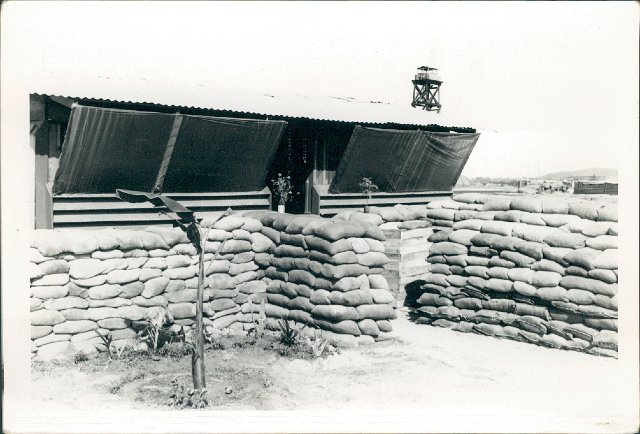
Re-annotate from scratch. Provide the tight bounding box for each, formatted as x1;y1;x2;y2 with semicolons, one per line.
411;66;442;112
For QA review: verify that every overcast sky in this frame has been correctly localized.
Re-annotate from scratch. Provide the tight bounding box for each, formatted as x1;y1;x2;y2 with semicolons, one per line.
2;1;638;178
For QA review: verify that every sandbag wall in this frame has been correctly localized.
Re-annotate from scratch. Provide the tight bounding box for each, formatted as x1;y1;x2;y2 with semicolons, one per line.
243;211;397;346
331;205;434;302
409;194;619;358
29;214;397;359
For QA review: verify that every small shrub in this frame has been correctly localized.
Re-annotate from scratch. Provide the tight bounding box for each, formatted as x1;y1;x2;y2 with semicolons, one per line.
168;377;209;409
73;351;89;364
277;319;305;347
157;342;193;360
246;300;267;344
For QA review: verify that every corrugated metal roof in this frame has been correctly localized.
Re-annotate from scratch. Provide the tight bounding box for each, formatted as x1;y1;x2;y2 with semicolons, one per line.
31;76;474;131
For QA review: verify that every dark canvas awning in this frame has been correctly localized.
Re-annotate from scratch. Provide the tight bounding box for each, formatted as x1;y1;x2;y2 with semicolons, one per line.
53;105;287;194
329;126;480;193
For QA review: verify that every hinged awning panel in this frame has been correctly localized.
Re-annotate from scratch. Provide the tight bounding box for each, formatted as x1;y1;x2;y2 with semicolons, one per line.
328;126;480;193
53;105;286;194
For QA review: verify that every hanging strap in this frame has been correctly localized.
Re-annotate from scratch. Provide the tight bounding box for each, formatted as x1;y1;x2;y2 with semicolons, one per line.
153;114;183;193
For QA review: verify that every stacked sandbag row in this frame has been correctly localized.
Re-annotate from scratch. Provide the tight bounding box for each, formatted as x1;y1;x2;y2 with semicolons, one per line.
242;211;398;345
409;195;619;358
29;215;266;360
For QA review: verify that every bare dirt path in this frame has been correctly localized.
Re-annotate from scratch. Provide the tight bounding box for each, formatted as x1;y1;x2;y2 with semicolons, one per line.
25;312;632;432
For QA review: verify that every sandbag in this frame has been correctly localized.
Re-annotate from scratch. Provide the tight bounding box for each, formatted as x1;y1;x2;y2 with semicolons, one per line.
289;296;315;313
513;241;544;260
565;289;595;305
591;249;618;270
487;267;510;280
563;248;600;270
544;232;587;249
531;271;562;287
304;236;352;256
464;256;490;267
586;235;618;251
356;304;397;321
453;297;483;310
510;197;543;213
560;276;617;296
417;293;452;307
588;269;616;285
565;323;597;342
565;265;588;277
543;247;574;268
314;319;361;336
428;231;452;243
488;256;515;268
430;242;468;256
519;213;546;226
473;323;503;336
427;264;451;275
471;309;502;325
452;193;488;204
541;333;569;349
481;221;516;237
470;233;501;248
594;294;617;311
426;208;456;221
541;198;569;215
448;230;479;246
484;278;513;293
531;259;566;275
321;263;372;280
592;330;618;350
512;225;560;243
453;219;484;231
483;197;512;211
369;206;403;222
357;319;381;337
482;298;516;314
581;222;613;238
584;318;617;332
577;304;617;319
535;286;569;301
540;214;581;228
500;251;535;267
424;273;450;288
469;246;494;257
463;266;488;279
446;274;469;287
514;303;550;320
512;280;538;297
494;210;525;223
454;210;479;222
514;315;547;335
284;215;328;235
312;305;359;322
597;206;618;223
507;268;534;284
490;235;522;252
568;201;599;221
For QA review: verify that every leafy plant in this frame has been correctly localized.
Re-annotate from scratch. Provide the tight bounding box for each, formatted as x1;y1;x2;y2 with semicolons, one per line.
168;377;209;409
96;331;114;359
357;177;379;208
116;188;234;392
271;173;296;206
305;330;330;358
277;319;306;347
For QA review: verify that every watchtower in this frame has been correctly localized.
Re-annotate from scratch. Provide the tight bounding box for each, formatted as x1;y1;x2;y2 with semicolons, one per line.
411;66;442;112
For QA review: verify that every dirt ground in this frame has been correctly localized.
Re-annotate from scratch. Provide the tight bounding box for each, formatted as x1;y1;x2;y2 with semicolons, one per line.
26;311;634;432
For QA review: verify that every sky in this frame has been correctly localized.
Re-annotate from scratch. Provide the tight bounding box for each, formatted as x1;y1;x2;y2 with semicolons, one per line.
1;1;638;178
